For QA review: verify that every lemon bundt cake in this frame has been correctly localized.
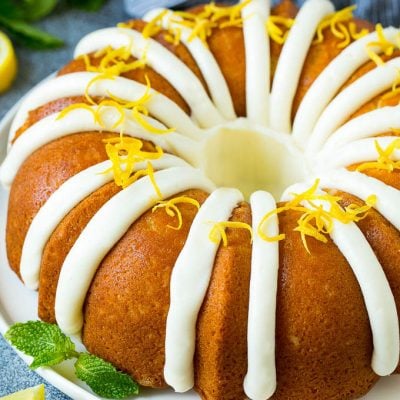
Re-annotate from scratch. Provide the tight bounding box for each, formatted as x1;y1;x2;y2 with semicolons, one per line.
1;0;400;398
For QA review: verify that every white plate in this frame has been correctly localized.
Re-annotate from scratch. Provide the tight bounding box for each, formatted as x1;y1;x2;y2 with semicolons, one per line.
0;94;399;400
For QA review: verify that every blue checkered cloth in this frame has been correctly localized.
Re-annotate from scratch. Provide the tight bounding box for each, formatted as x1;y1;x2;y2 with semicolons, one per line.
124;0;400;26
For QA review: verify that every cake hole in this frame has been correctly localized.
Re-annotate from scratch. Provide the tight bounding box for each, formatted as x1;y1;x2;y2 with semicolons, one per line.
198;120;308;200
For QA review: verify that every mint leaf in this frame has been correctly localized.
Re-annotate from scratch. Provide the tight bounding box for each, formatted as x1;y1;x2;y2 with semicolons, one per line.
19;0;59;21
0;1;25;20
66;0;106;12
5;321;77;369
0;16;63;49
75;353;139;398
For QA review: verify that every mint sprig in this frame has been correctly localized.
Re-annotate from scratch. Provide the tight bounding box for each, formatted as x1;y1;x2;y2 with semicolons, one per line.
5;320;78;369
75;353;139;398
5;321;139;399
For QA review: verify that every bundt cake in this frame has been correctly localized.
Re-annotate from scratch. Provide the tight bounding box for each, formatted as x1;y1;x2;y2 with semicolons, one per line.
1;0;400;398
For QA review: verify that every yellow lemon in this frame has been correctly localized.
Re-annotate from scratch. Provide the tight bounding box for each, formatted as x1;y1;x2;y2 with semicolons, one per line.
0;30;17;93
0;384;45;400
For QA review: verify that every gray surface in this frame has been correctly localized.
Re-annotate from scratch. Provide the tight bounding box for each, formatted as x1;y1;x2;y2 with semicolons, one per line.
0;0;399;398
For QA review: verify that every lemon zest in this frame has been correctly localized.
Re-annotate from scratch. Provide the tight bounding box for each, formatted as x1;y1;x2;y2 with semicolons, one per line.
106;76;153;108
131;105;175;134
258;179;376;253
209;221;253;247
103;136;163;192
356;139;400;172
266;16;294;45
56;103;101;124
378;68;400;106
84;73;115;105
117;21;136;29
78;43;147;78
142;9;169;38
314;6;368;49
366;23;397;66
142;0;251;47
152;196;200;230
96;100;126;129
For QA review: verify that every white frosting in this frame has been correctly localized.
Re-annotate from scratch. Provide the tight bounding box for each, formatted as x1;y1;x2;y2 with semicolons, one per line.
282;183;399;377
244;191;279;400
315;136;400;171
142;8;236;121
317;168;400;231
241;0;270;125
323;106;400;151
306;57;400;154
9;72;203;141
55;167;216;334
74;27;225;128
269;0;334;133
20;154;188;290
164;187;244;392
292;27;400;147
0;106;194;187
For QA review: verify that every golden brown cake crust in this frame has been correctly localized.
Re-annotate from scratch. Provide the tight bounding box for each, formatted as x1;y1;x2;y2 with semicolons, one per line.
6;132;115;277
38;182;121;323
81;189;209;387
273;208;378;400
195;202;252;400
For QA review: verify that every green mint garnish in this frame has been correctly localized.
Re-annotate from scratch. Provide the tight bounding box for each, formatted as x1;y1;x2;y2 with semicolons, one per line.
5;320;78;369
75;353;139;398
4;321;139;399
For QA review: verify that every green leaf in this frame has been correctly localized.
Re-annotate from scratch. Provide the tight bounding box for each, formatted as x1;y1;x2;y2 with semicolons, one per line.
18;0;59;21
5;321;78;369
0;1;24;20
0;16;63;49
66;0;106;12
75;353;139;399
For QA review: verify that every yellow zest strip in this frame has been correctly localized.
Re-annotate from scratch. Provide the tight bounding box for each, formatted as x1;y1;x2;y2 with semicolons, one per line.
132;105;175;134
378;68;400;106
142;9;169;38
258;179;376;253
266;16;294;45
209;221;253;247
366;23;397;66
56;103;101;125
152;196;200;230
142;0;251;47
96;100;126;129
314;6;368;49
84;73;115;105
106;75;153;108
356;138;400;172
61;71;174;135
117;21;136;29
103;136;164;194
78;43;147;78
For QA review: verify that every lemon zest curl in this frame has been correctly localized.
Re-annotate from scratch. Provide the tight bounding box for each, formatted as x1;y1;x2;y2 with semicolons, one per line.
152;196;200;230
357;139;400;172
258;179;376;253
209;221;253;247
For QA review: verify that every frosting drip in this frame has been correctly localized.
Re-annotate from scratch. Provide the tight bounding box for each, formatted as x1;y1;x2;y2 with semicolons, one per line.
164;187;243;392
55;167;215;334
